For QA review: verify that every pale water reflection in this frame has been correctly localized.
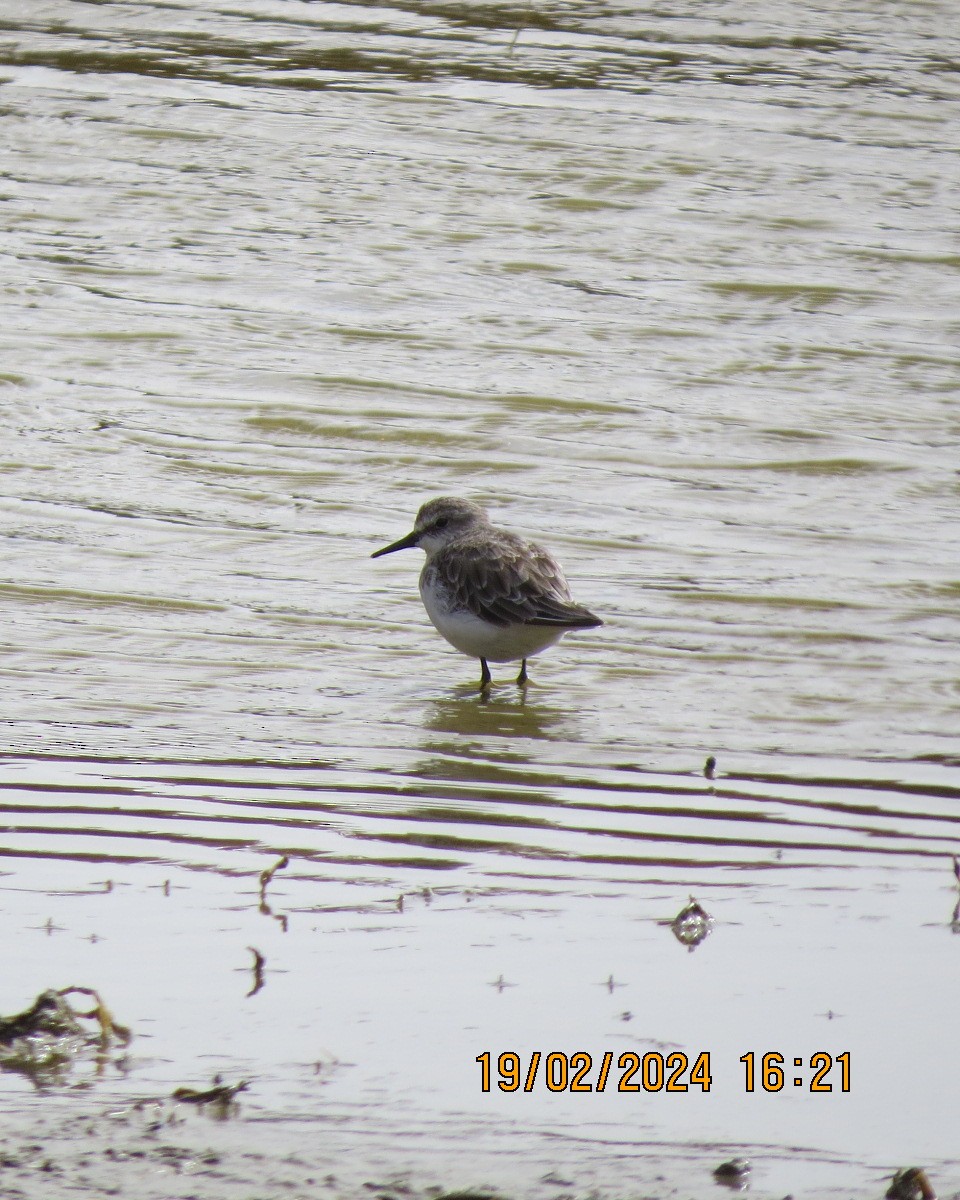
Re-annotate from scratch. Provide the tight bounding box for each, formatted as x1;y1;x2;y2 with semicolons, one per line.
420;689;577;749
2;0;960;1196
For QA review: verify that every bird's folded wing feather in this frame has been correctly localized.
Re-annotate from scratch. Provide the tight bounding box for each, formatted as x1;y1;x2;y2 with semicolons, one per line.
437;536;601;629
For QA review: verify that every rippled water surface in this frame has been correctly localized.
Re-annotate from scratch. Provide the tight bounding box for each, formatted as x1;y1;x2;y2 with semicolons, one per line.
2;1;960;1196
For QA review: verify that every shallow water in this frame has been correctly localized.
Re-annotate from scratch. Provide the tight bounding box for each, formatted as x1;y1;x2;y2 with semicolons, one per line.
2;1;960;1196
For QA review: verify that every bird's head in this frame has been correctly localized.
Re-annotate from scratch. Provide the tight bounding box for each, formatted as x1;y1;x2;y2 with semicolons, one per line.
371;496;490;560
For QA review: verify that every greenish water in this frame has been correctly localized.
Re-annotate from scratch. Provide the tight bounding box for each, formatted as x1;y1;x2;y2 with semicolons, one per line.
1;1;959;1196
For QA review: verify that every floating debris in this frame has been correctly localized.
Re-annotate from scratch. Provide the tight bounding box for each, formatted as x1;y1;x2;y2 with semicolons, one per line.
172;1076;249;1114
713;1158;751;1189
62;985;131;1045
259;855;289;899
887;1167;937;1200
246;947;266;997
704;755;717;780
258;855;290;932
671;897;714;949
1;987;130;1048
0;987;130;1085
432;1193;502;1200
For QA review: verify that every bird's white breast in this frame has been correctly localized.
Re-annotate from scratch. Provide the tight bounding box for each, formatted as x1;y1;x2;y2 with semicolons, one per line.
419;576;564;663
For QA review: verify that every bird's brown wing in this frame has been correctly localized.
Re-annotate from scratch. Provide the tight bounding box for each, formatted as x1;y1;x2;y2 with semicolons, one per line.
435;533;602;629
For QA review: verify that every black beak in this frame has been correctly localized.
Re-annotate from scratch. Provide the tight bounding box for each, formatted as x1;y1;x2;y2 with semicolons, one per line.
371;528;420;558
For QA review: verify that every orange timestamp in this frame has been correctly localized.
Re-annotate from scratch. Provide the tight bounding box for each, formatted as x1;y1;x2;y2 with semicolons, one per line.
740;1051;851;1092
476;1050;712;1093
476;1050;852;1093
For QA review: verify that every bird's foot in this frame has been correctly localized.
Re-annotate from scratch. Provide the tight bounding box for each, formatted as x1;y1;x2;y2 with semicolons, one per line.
516;659;529;687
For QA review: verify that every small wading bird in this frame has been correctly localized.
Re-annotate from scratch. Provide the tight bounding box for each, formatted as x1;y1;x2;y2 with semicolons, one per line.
371;496;602;689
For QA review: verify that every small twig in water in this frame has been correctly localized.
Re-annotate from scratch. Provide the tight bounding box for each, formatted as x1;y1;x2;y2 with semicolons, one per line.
259;856;289;901
246;947;266;998
59;986;132;1045
173;1077;249;1105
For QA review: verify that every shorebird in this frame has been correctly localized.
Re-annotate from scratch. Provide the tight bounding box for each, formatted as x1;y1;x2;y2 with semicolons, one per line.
371;496;602;688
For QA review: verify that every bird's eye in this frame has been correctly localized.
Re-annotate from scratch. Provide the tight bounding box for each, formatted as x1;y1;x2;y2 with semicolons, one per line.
433;517;449;530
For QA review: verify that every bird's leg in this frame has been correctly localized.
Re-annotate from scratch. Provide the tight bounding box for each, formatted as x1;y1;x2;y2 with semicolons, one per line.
516;659;529;687
479;658;492;690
